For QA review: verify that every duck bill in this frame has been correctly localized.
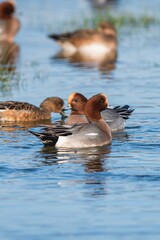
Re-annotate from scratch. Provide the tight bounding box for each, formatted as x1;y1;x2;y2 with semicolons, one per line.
64;105;72;111
60;107;70;118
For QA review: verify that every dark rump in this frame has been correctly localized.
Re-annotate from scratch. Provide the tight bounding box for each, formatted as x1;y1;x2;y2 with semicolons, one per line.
29;130;58;146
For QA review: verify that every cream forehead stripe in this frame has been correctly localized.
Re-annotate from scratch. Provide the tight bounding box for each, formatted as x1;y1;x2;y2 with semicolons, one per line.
68;93;77;104
100;93;107;98
99;93;109;105
99;93;108;100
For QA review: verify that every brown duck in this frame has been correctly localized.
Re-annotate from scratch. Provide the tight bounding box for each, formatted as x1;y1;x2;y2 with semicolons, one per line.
0;97;65;122
0;0;20;42
48;22;117;58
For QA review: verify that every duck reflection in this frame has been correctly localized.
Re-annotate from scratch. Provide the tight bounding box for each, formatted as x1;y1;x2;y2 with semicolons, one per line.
36;145;111;196
0;0;20;75
78;147;110;196
55;48;117;73
0;118;65;132
0;120;51;132
0;40;19;72
77;146;111;173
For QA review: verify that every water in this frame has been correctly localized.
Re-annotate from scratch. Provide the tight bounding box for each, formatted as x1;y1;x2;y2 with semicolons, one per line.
0;0;160;239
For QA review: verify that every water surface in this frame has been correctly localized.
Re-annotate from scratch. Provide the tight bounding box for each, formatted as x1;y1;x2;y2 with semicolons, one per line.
0;0;160;239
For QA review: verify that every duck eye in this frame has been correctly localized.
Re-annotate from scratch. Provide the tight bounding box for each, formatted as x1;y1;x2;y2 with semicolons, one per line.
74;99;78;103
100;99;104;104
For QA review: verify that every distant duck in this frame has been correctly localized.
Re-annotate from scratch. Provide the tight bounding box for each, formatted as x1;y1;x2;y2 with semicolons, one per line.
48;22;117;58
0;0;20;42
88;0;117;9
0;97;65;122
66;92;134;131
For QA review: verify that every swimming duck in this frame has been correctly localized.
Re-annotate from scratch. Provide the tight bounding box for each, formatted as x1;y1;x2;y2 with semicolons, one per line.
29;93;112;148
0;97;65;122
48;22;117;58
0;0;20;42
66;92;88;125
66;92;134;131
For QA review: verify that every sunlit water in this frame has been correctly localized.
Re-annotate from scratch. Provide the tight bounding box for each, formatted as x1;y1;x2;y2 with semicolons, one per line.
0;0;160;239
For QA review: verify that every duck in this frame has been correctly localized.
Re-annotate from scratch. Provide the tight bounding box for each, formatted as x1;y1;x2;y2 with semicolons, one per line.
66;92;134;131
66;92;88;125
0;97;65;122
29;93;112;148
0;0;20;42
48;22;117;58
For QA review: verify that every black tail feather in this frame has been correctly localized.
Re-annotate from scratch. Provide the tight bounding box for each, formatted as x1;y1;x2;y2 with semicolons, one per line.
29;130;58;146
113;105;134;120
48;34;61;41
48;32;72;41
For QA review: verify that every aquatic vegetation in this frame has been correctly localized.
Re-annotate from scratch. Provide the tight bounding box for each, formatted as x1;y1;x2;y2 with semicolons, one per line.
0;64;15;82
0;42;19;82
78;12;157;31
89;12;157;28
0;45;20;97
0;74;19;97
49;12;158;33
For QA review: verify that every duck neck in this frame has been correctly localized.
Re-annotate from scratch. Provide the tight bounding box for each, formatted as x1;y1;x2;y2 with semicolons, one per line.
39;104;51;119
96;118;112;140
39;106;50;114
85;104;101;122
85;101;112;137
71;110;85;115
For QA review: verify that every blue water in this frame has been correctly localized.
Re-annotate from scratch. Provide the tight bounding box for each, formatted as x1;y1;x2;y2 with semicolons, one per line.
0;0;160;239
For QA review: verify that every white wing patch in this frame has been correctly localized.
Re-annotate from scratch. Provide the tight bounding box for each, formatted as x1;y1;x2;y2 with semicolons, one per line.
79;44;111;56
85;133;98;136
61;42;77;55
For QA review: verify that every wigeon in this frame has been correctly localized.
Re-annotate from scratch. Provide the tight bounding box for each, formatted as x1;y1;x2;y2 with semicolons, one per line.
0;97;65;122
66;92;134;131
48;22;117;58
66;92;88;125
0;0;20;42
29;93;112;148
